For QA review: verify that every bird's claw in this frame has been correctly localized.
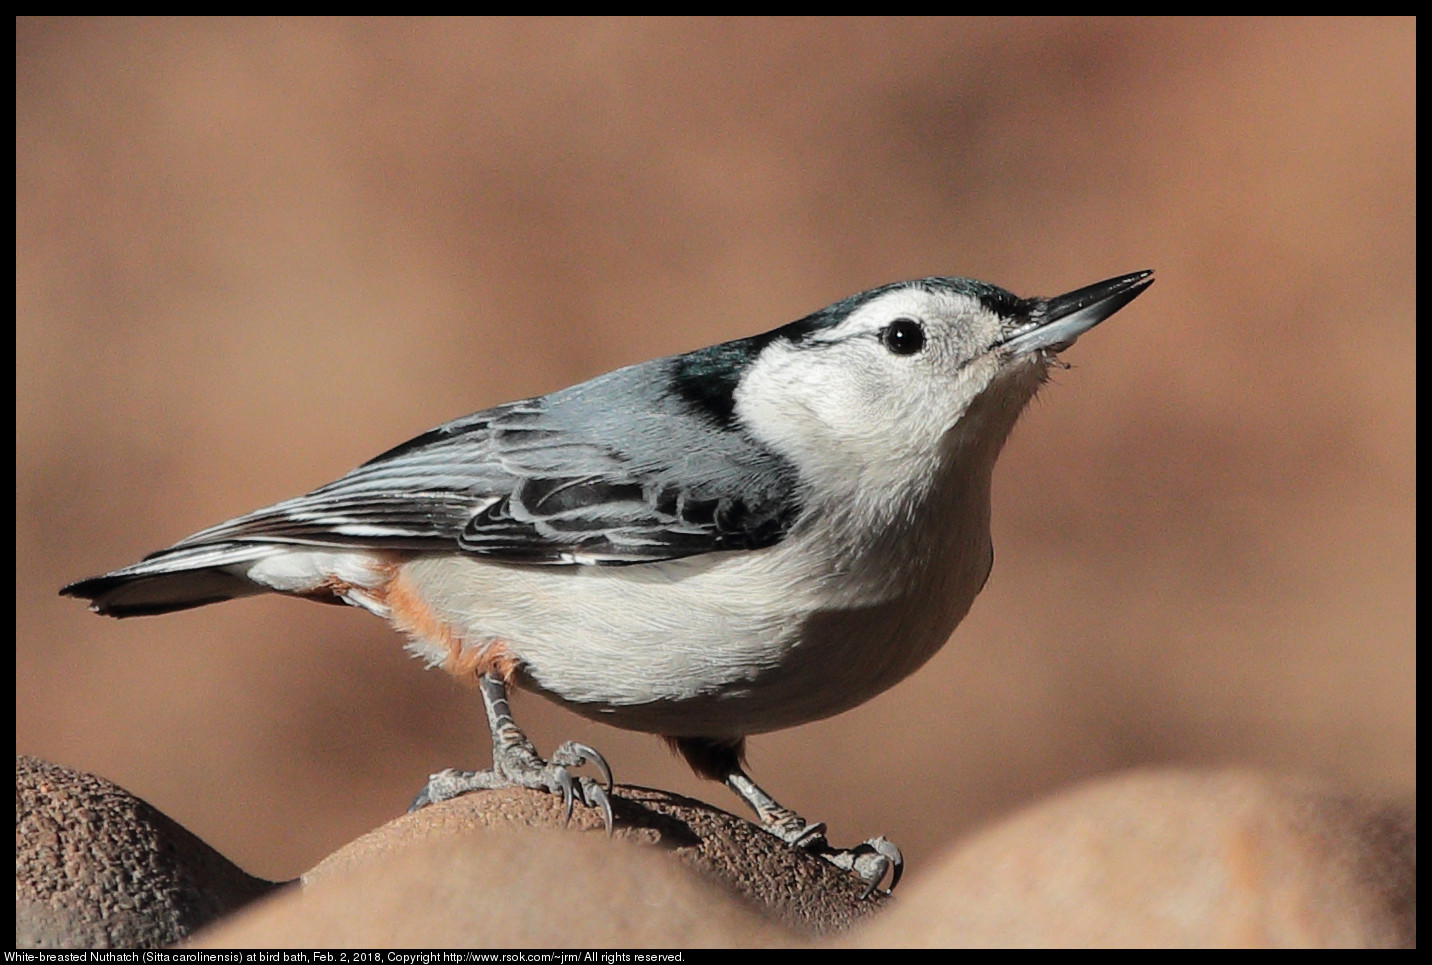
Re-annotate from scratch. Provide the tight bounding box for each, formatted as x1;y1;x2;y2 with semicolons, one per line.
408;746;615;837
408;767;504;813
581;778;615;836
551;767;614;835
547;741;613;834
415;678;615;831
757;815;898;895
550;740;614;794
818;835;903;898
555;766;576;823
856;836;904;897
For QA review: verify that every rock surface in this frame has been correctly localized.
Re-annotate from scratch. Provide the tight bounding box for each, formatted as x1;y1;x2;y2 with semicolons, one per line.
845;769;1416;948
16;756;281;948
18;758;1415;948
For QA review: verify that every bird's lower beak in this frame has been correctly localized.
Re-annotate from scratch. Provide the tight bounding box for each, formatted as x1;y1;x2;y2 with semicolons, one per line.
1000;270;1155;354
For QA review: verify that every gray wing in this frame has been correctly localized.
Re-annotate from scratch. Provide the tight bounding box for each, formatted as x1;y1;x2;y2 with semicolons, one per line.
168;354;806;565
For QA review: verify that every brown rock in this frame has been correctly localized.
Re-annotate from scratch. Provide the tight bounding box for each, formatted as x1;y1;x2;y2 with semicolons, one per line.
18;757;886;947
15;756;281;949
193;828;794;948
210;782;883;945
27;754;1408;947
304;784;888;935
843;769;1416;948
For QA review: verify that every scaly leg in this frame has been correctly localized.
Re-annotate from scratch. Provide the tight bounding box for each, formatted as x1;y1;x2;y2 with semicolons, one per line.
669;736;903;897
411;673;614;831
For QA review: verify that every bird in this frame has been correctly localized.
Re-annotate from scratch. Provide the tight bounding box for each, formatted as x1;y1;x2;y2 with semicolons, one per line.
63;269;1154;895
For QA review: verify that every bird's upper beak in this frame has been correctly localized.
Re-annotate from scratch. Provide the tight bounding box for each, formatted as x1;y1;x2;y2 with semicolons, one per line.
1000;270;1155;354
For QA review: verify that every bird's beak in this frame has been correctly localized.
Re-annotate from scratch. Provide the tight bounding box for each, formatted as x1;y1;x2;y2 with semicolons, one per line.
1000;270;1155;354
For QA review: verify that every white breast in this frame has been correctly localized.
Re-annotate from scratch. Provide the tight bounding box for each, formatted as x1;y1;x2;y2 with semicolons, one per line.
396;448;995;738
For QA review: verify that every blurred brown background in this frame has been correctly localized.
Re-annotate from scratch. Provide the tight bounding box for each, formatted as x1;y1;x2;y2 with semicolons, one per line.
17;18;1414;885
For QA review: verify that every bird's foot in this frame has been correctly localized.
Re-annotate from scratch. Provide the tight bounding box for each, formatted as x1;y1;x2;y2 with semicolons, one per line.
724;771;898;897
763;812;830;849
409;676;613;830
409;738;615;831
814;836;904;898
760;815;902;897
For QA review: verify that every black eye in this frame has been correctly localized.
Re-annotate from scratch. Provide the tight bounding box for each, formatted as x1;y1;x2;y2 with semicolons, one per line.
880;318;926;356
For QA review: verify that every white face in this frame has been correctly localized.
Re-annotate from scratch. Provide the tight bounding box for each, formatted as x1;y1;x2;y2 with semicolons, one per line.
733;285;1046;508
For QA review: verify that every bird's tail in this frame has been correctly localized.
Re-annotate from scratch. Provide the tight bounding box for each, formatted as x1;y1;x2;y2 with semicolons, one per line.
60;542;288;617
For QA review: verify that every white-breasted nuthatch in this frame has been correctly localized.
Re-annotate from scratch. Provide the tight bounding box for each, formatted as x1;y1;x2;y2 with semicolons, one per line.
63;269;1154;894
